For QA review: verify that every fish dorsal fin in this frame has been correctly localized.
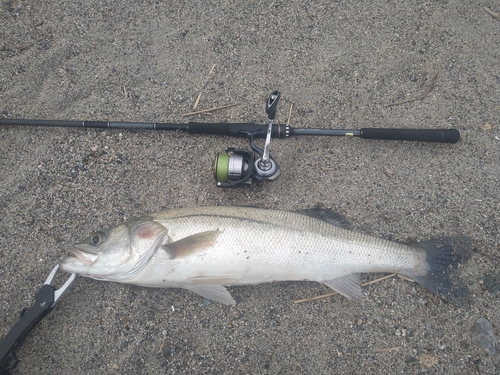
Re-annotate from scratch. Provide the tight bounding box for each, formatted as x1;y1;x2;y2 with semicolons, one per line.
163;230;221;259
186;285;236;305
322;274;362;300
296;208;350;229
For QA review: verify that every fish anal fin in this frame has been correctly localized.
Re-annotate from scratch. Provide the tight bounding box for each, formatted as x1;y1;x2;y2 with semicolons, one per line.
163;230;221;259
186;285;236;305
296;208;350;229
322;274;362;301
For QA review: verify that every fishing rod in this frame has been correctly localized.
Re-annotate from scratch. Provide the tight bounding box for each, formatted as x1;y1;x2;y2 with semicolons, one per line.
1;91;460;188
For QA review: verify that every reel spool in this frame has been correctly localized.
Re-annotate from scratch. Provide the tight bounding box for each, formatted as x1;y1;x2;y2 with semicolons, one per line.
214;148;254;188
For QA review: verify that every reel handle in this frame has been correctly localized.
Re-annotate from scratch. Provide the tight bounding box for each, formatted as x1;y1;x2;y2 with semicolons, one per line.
265;91;281;120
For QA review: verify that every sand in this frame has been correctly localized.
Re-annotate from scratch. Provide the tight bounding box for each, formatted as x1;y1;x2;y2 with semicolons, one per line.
1;1;499;373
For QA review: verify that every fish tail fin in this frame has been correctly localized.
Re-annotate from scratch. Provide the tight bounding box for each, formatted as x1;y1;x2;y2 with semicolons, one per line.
400;237;472;302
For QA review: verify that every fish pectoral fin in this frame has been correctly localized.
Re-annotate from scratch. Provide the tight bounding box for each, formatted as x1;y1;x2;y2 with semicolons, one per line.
322;274;362;301
163;230;222;259
186;285;236;305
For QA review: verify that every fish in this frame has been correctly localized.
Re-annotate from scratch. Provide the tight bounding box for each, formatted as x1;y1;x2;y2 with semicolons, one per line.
60;206;469;305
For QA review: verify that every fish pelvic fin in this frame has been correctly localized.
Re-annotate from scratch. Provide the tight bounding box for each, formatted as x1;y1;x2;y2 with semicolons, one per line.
400;237;472;303
186;285;236;305
322;274;362;301
163;230;222;259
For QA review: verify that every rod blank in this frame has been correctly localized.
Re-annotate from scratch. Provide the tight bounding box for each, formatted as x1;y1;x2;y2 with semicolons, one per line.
0;118;460;143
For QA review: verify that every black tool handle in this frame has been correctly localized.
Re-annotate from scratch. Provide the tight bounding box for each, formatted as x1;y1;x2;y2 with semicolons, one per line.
359;128;460;143
0;285;55;374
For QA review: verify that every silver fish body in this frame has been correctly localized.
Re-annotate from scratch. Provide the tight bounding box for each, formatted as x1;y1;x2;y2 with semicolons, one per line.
60;206;467;305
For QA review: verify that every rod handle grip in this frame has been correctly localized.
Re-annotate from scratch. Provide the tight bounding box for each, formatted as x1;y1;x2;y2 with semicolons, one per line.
359;128;460;143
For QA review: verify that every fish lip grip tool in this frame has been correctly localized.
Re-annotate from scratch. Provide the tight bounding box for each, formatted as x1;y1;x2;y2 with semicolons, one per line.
0;265;76;374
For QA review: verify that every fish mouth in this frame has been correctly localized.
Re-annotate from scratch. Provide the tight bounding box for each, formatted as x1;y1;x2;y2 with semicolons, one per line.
70;247;99;266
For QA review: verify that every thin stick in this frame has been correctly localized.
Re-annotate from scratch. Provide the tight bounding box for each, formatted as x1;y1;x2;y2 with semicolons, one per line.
30;19;40;37
182;102;242;117
193;92;203;110
484;6;500;19
193;64;217;109
293;273;397;303
287;103;293;125
384;73;438;107
1;43;35;53
373;347;400;353
362;273;398;286
207;64;216;75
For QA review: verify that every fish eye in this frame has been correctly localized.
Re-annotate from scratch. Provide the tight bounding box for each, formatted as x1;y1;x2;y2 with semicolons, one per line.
90;231;106;246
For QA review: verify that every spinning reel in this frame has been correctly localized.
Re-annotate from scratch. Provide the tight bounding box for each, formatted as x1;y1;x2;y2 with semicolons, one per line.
214;91;282;188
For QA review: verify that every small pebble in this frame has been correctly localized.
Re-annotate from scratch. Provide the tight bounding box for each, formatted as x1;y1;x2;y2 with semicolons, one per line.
419;354;438;368
483;272;500;294
471;318;498;355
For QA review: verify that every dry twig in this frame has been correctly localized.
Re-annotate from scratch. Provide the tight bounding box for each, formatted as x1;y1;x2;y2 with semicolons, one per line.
384;73;438;107
182;102;242;117
287;103;293;125
484;6;500;19
193;64;216;109
373;347;400;353
1;43;35;54
293;273;398;303
30;19;40;37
